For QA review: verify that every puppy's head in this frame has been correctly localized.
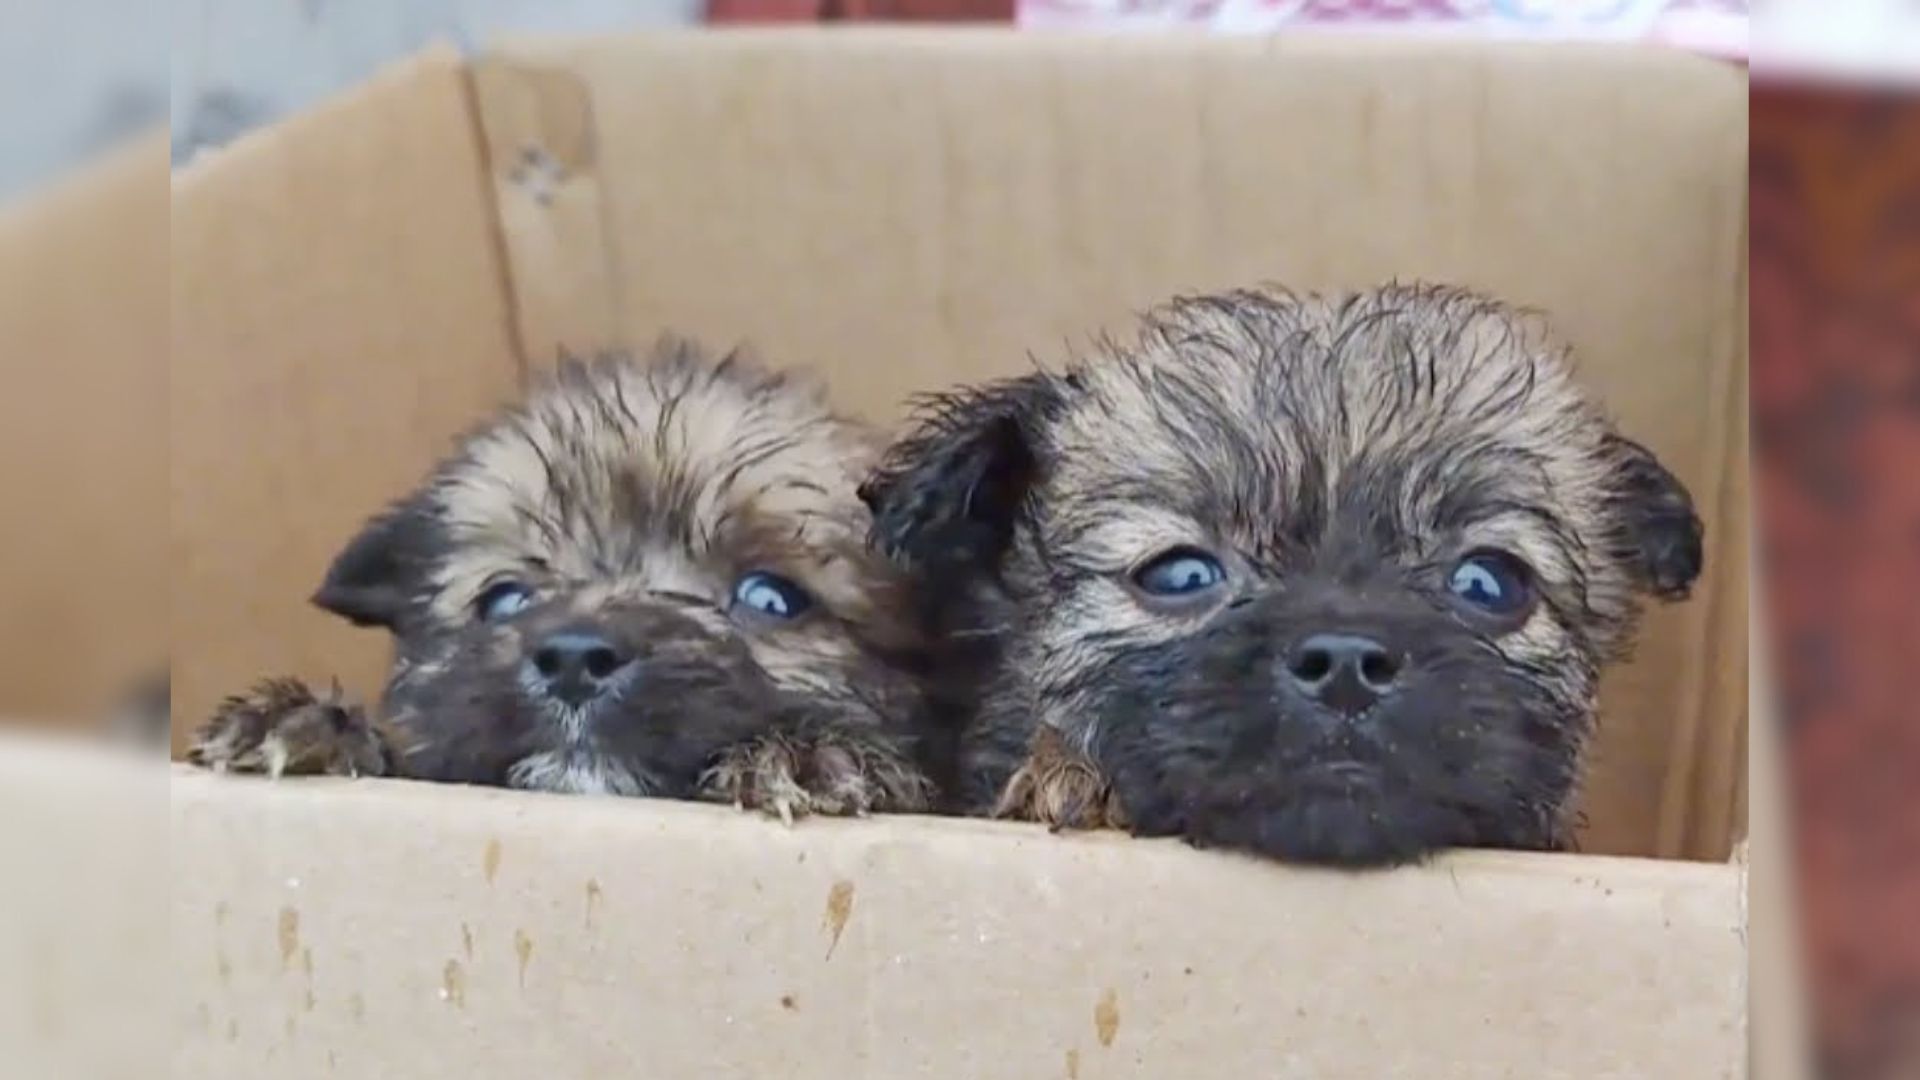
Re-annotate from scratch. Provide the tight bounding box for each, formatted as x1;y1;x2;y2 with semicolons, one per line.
864;285;1703;865
315;343;920;796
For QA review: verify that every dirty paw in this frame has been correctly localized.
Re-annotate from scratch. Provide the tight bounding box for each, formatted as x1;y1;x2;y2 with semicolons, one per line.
188;677;389;779
701;734;932;823
992;726;1126;832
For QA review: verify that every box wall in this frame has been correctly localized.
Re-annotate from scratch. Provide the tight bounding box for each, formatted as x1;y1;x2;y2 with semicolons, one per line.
171;765;1746;1080
0;135;168;726
169;46;525;750
474;31;1750;859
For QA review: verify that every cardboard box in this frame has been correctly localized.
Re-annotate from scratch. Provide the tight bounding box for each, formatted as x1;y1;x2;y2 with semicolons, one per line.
20;29;1764;1078
0;132;167;728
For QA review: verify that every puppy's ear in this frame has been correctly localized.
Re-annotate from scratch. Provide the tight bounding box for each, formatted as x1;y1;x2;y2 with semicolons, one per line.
1601;434;1704;602
859;374;1066;573
311;495;443;628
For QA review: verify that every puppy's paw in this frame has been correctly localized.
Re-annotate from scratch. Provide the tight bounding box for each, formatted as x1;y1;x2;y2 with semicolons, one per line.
804;735;935;817
701;731;933;824
992;726;1126;832
188;677;389;779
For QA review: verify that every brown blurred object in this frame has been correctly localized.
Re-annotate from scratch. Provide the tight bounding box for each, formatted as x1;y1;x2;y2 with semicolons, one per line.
1752;86;1920;1080
707;0;1011;23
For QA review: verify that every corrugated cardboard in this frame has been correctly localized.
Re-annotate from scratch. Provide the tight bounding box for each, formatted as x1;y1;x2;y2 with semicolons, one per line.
0;734;168;1080
109;28;1752;1078
170;47;523;755
172;764;1744;1079
0;133;168;726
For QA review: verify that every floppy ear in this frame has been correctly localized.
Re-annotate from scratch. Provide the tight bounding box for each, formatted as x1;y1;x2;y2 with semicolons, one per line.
311;495;444;629
858;374;1065;575
1601;434;1704;602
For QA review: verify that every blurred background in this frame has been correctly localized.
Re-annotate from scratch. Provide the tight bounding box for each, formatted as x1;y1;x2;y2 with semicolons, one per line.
4;0;704;200
7;0;1772;200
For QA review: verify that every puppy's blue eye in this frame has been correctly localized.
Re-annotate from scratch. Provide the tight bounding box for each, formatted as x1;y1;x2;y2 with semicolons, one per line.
1133;548;1227;597
731;572;813;620
1447;551;1534;618
477;582;534;622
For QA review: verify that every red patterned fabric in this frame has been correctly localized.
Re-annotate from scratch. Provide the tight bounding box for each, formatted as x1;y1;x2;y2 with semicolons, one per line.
708;0;1011;21
1016;0;1748;56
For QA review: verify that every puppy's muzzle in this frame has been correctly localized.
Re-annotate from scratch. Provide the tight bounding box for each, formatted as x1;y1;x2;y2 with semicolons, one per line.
529;628;635;707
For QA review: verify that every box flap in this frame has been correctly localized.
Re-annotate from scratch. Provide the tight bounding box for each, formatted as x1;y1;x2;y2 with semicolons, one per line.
170;764;1745;1079
0;734;167;1080
0;133;168;726
474;30;1748;858
170;47;524;749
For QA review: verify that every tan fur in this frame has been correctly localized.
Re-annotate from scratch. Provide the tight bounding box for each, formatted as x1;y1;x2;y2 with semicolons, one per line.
191;345;935;818
867;282;1702;862
425;355;914;685
993;726;1127;832
1017;286;1630;756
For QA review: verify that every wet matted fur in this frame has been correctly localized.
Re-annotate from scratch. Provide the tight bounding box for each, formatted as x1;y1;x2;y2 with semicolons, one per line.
862;283;1703;866
191;343;934;819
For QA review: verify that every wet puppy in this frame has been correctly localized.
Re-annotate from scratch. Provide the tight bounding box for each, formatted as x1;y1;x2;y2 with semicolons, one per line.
862;284;1703;865
191;343;933;819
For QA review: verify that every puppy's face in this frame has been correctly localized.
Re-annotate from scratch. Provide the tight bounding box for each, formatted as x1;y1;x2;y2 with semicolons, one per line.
865;285;1703;865
315;346;920;797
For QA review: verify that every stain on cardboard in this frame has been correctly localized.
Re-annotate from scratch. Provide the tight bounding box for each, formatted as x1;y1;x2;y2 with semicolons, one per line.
509;145;566;207
305;989;317;1013
228;1018;240;1043
822;880;855;960
1094;989;1120;1047
284;1014;296;1042
1066;1047;1081;1078
214;900;229;926
442;960;467;1008
780;994;799;1012
483;838;502;884
515;929;534;988
348;992;366;1023
216;950;232;986
585;878;603;930
277;907;300;969
461;922;475;961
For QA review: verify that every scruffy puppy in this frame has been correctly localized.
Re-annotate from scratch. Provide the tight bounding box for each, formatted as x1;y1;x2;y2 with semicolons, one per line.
861;284;1703;865
190;344;933;819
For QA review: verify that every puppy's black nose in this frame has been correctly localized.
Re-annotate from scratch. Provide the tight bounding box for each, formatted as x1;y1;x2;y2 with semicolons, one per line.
1286;633;1402;715
532;631;632;707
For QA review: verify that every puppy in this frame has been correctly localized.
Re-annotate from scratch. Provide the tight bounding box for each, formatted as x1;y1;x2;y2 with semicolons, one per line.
190;343;933;819
861;284;1703;865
